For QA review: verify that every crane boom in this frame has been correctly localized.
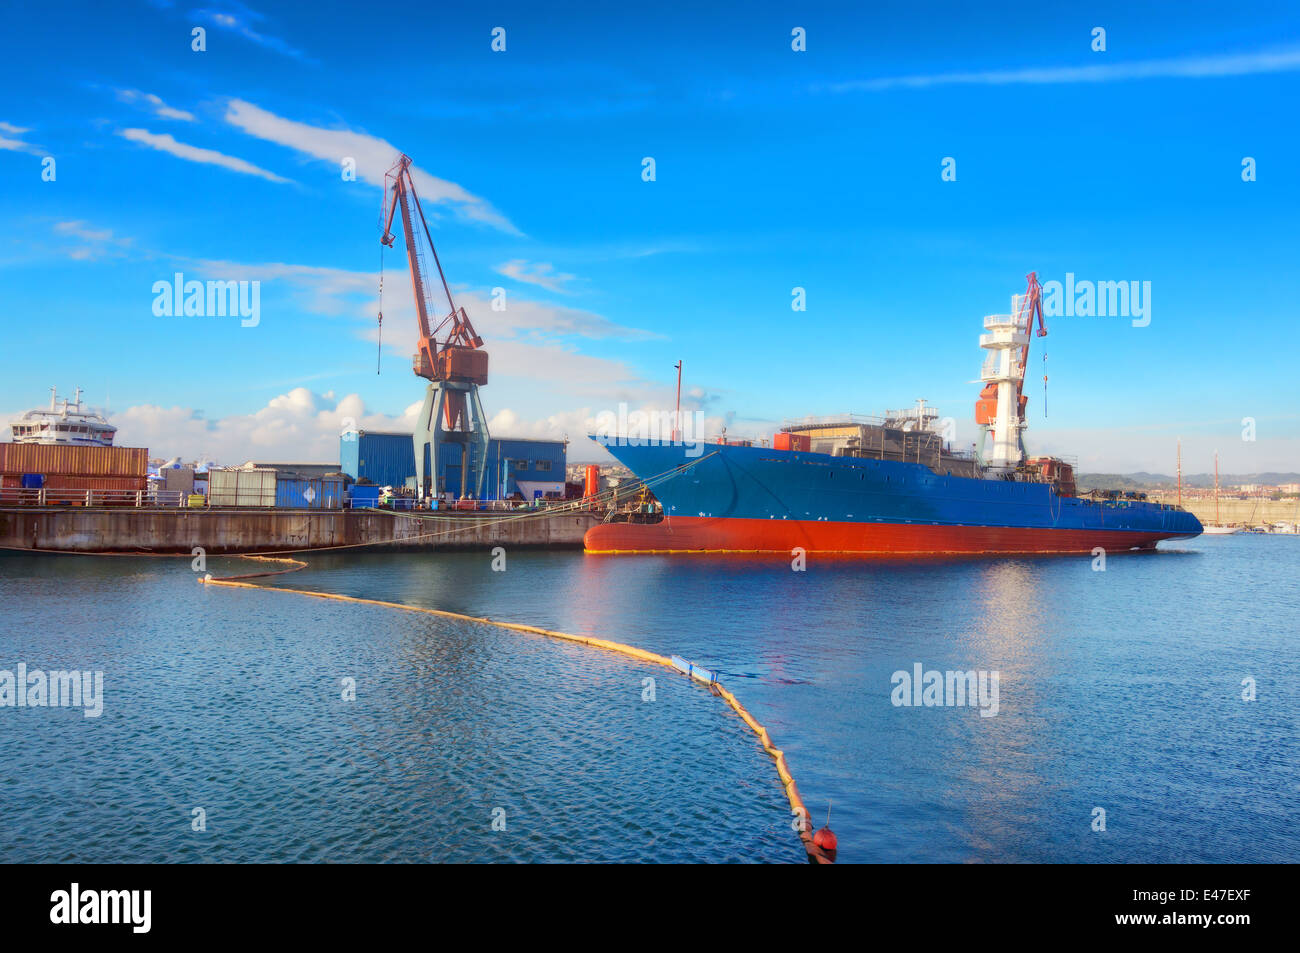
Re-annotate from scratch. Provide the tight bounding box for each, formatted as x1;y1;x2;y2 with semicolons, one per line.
380;153;488;385
1010;271;1046;424
973;272;1048;471
975;271;1046;428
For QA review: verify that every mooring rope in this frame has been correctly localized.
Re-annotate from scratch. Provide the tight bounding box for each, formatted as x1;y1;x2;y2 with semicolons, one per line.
199;552;830;862
217;450;721;559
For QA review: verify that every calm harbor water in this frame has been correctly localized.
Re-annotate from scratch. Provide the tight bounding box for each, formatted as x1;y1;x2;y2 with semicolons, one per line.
2;534;1297;863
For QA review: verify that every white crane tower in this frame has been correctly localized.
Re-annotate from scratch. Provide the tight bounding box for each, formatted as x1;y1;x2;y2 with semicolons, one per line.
975;273;1046;474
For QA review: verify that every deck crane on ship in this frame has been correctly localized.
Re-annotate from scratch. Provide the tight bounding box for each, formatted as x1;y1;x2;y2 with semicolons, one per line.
380;153;491;501
974;272;1046;474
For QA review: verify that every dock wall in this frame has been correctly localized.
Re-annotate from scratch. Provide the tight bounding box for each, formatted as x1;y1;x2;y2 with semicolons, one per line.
1148;496;1300;528
0;507;600;554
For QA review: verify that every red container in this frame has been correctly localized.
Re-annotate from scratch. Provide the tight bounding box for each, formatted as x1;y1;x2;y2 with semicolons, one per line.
0;443;148;477
773;432;810;452
42;474;147;491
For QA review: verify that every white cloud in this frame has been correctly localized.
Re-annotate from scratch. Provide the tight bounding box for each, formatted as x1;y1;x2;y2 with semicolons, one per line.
496;259;578;294
195;3;312;62
70;389;736;467
52;220;133;260
222;99;518;233
0;121;41;154
824;45;1300;93
188;256;656;348
174;256;662;402
117;127;290;183
54;221;113;242
115;89;195;121
108;388;420;463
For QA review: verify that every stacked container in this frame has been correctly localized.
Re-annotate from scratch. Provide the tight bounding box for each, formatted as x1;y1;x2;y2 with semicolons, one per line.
0;443;149;491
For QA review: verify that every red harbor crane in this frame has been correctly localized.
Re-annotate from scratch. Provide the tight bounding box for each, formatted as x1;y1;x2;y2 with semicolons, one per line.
380;153;491;500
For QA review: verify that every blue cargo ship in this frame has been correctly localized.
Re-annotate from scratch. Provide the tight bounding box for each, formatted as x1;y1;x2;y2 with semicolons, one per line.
585;274;1202;555
584;436;1201;554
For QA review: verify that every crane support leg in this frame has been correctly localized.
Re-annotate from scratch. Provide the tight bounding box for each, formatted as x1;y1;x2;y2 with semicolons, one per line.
414;382;442;500
412;380;491;503
468;384;490;500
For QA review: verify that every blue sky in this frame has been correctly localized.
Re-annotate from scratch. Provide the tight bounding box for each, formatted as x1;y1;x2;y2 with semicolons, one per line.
2;0;1297;471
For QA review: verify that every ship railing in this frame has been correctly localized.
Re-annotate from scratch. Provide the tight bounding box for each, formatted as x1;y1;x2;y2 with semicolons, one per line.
979;331;1028;349
1030;454;1079;471
781;413;886;430
980;356;1025;378
384;497;584;513
0;488;601;511
0;488;198;508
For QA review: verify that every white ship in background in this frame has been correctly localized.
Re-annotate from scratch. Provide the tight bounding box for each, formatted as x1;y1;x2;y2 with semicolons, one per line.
7;387;116;447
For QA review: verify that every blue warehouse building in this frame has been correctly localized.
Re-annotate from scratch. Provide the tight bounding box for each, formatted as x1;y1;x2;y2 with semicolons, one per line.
340;430;566;501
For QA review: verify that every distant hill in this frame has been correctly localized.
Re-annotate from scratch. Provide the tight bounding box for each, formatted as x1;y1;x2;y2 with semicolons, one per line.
1077;472;1300;491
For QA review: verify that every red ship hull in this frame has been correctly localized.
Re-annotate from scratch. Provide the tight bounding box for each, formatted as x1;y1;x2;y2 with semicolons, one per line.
585;516;1173;555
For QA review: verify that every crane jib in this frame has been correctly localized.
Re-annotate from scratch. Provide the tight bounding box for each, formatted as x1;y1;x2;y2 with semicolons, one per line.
379;153;489;386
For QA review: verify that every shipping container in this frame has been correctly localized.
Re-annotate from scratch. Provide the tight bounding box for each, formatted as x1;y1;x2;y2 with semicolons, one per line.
773;432;811;452
42;474;148;491
275;476;347;509
0;443;148;477
208;468;276;507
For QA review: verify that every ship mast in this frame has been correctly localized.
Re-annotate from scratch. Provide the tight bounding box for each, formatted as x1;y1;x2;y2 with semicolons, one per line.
1177;438;1182;507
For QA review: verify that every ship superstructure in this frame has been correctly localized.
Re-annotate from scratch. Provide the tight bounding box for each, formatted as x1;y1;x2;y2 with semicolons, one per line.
7;387;116;447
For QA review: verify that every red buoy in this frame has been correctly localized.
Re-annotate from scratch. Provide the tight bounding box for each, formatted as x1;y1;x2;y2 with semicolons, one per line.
812;826;837;852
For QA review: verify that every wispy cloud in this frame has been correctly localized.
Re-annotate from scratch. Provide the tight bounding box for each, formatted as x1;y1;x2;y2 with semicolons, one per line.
822;45;1300;93
223;98;520;233
193;3;313;62
117;127;290;183
496;259;578;294
0;121;41;154
52;220;134;260
115;88;195;121
186;257;655;344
